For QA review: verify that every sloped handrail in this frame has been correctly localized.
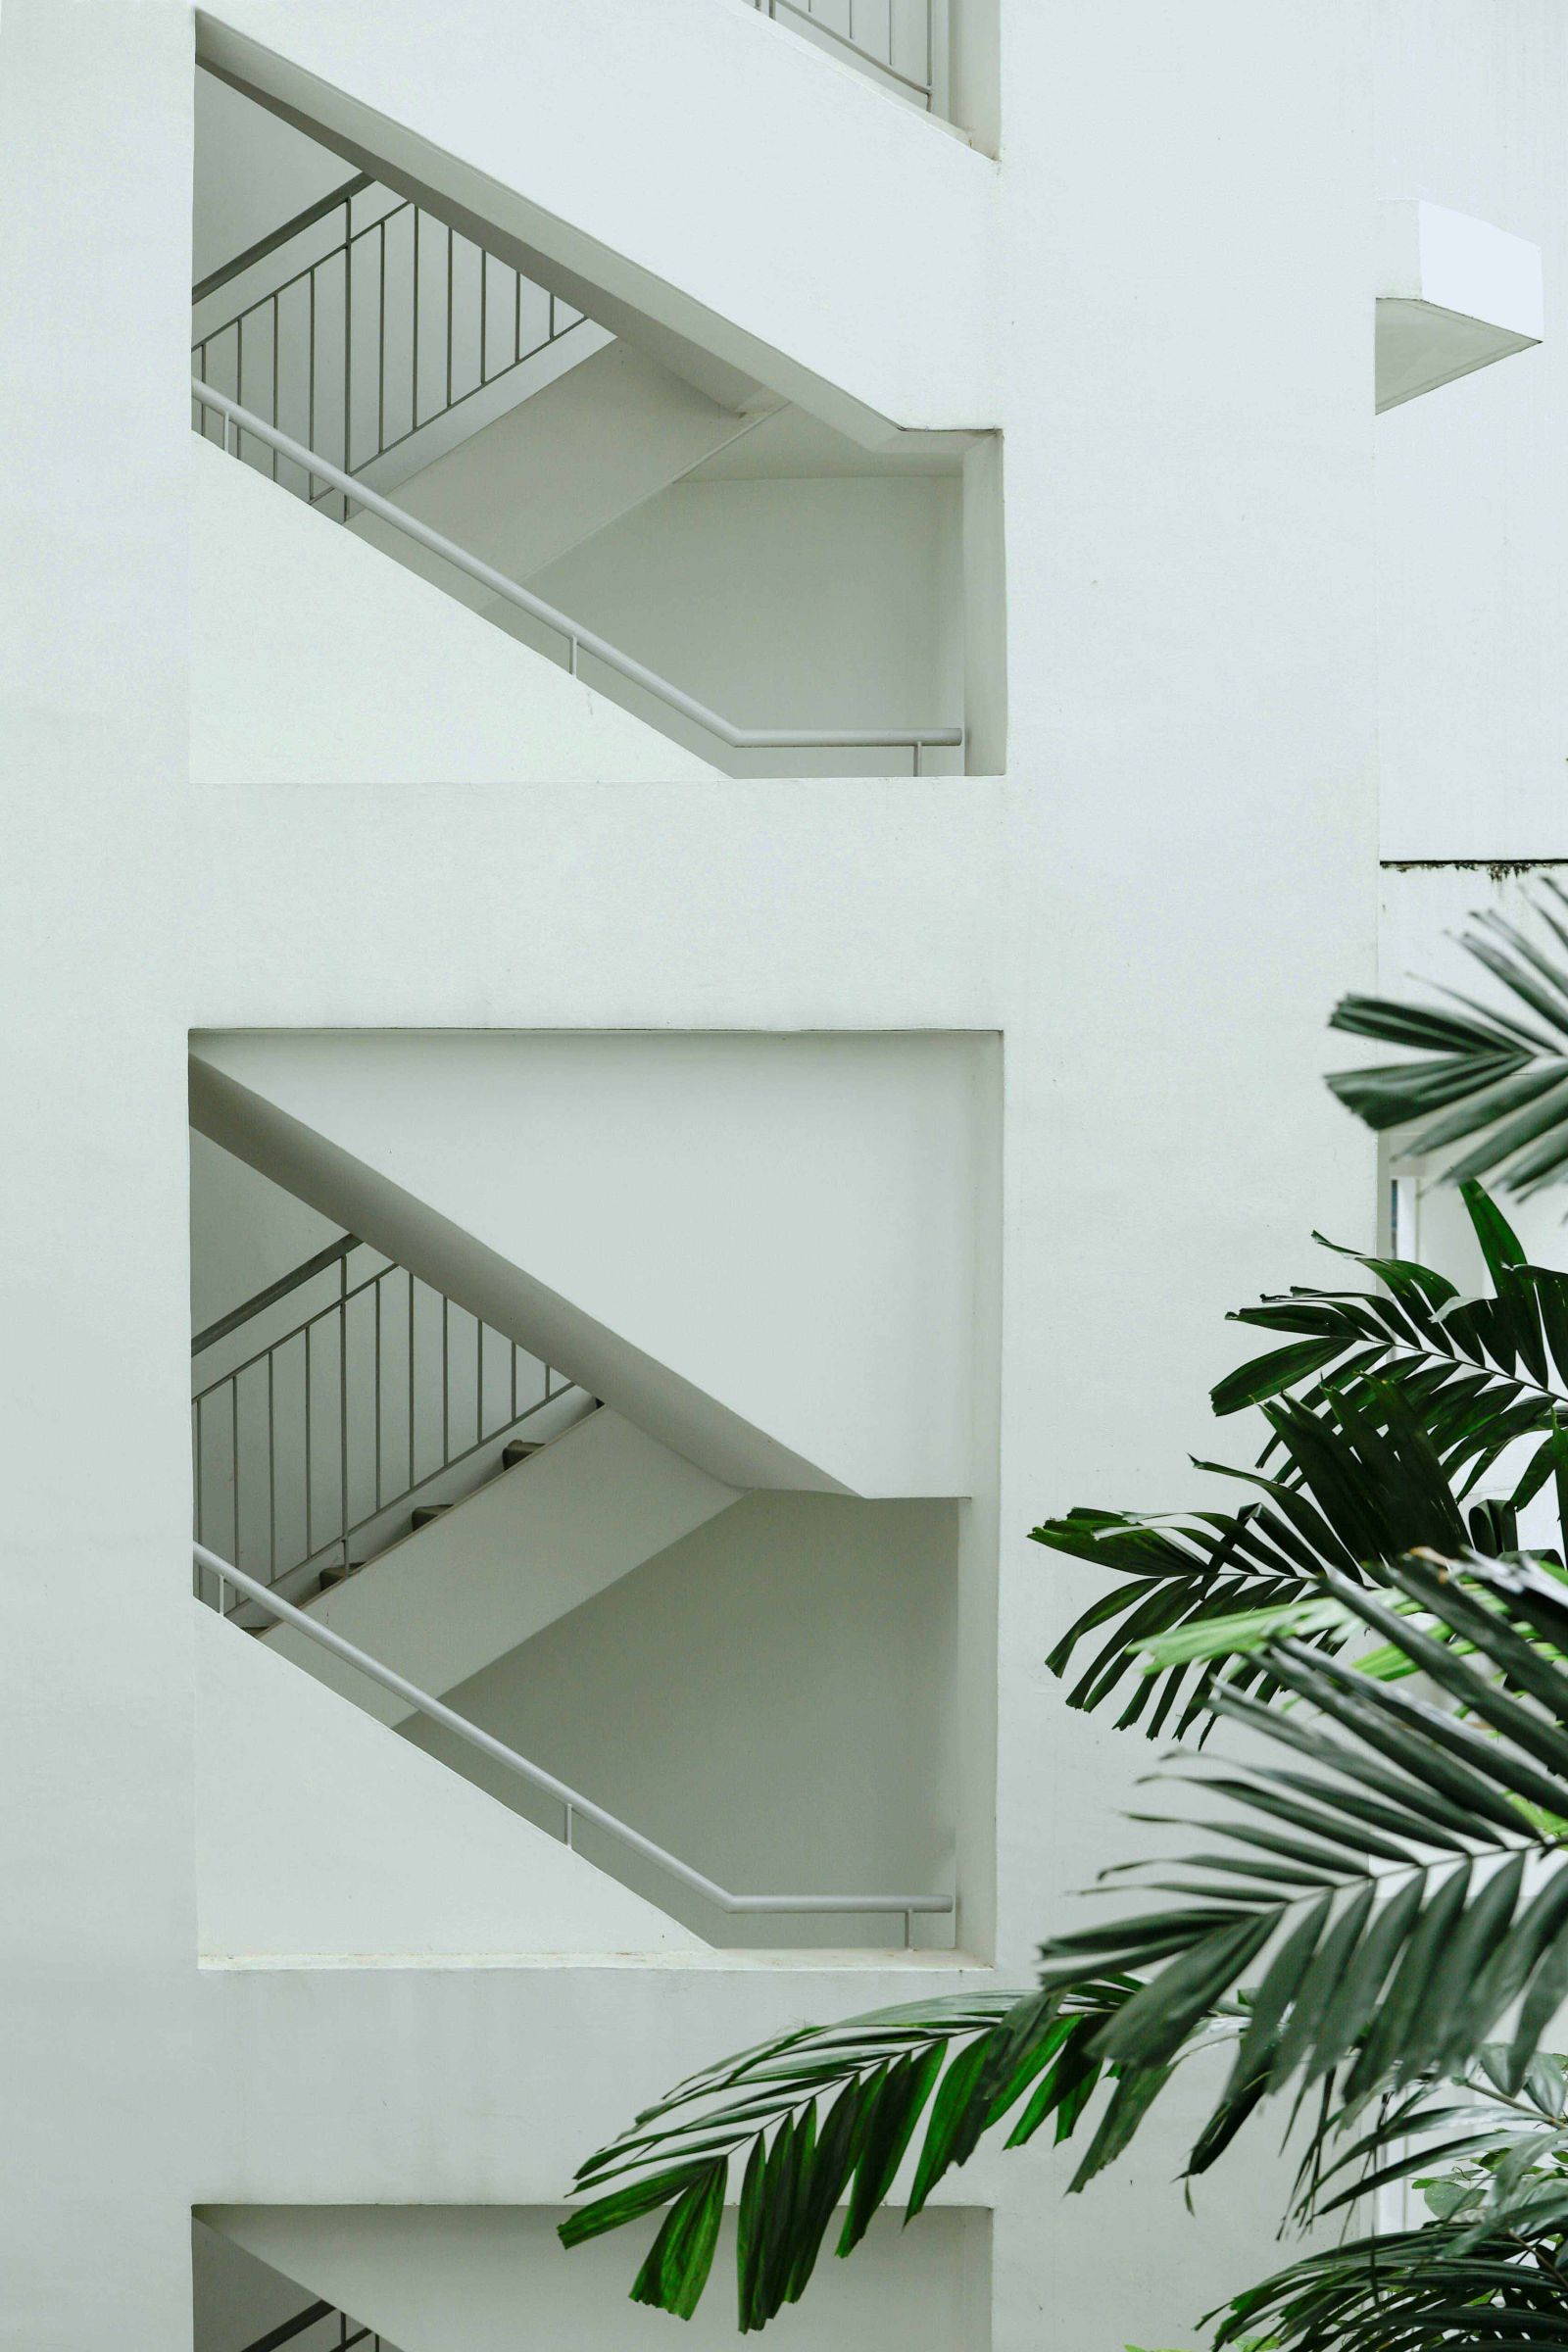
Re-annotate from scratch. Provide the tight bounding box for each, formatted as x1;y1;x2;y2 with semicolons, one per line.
192;1231;359;1357
196;1540;954;1940
192;379;964;771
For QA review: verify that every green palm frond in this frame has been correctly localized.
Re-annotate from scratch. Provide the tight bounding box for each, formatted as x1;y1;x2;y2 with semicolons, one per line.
1040;1184;1568;1735
559;1983;1163;2330
1036;1379;1475;1734
1218;1183;1568;1511
564;1552;1568;2326
1329;880;1568;1195
1210;2219;1568;2351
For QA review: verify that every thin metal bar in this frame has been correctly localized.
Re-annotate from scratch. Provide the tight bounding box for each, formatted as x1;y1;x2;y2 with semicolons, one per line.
510;1341;518;1423
192;1235;360;1356
193;1395;204;1546
515;270;522;366
268;1350;277;1584
373;1276;383;1511
304;1322;314;1559
230;1377;240;1569
192;384;962;758
342;196;354;495
564;1803;575;1850
196;1543;953;1923
475;1311;483;1447
445;224;454;411
480;247;488;384
235;315;244;463
308;266;317;454
270;295;279;480
191;172;372;305
338;1257;350;1563
411;210;420;433
377;217;387;458
407;1270;416;1491
442;1296;451;1462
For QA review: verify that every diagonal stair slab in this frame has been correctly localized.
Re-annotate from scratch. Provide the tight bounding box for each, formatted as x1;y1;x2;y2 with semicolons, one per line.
352;340;776;597
265;1409;742;1726
189;1031;989;1497
195;0;1000;450
196;1600;704;1957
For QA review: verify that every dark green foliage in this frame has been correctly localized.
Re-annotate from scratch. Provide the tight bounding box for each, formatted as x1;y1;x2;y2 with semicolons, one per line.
1209;2049;1568;2350
1039;1184;1568;1735
559;1984;1144;2330
564;1552;1568;2325
1328;882;1568;1195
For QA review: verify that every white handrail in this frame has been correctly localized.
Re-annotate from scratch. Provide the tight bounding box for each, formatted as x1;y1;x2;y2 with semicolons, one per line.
195;1542;953;1936
192;380;963;768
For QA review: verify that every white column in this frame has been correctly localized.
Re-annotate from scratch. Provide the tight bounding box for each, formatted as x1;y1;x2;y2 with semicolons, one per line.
0;3;197;2345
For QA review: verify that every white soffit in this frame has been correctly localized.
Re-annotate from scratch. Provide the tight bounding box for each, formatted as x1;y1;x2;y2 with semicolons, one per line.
1376;201;1544;413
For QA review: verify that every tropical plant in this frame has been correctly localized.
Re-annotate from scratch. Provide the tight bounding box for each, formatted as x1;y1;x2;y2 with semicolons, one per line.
561;884;1568;2347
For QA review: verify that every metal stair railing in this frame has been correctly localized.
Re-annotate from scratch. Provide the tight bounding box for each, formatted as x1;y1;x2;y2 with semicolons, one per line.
193;172;588;514
192;1232;583;1609
236;2299;381;2352
192;379;964;775
196;1539;956;1946
743;0;948;115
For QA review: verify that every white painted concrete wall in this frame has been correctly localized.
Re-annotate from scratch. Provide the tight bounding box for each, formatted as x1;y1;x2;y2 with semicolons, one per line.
1376;0;1567;859
401;1492;958;1947
203;2204;989;2352
191;438;717;785
188;1029;995;1497
196;1602;703;1956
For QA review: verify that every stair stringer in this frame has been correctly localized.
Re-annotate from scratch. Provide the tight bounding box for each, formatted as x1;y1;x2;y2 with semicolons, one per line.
265;1408;743;1728
196;1601;706;1958
352;339;776;602
188;1030;987;1498
190;435;718;785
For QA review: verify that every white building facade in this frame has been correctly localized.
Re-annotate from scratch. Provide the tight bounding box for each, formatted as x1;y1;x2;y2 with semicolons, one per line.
0;1;1559;2345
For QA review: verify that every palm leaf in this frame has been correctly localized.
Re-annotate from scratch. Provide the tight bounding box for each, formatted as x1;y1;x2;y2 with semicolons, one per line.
564;1553;1568;2325
1329;881;1568;1196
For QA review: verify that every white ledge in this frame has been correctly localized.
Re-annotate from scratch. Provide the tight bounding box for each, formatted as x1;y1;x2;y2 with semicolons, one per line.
1377;201;1544;412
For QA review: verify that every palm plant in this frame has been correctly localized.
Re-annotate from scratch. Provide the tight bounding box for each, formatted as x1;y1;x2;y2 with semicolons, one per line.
562;885;1568;2345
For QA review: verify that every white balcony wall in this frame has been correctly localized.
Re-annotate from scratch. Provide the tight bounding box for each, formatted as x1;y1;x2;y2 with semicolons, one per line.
400;1492;959;1947
200;2204;990;2352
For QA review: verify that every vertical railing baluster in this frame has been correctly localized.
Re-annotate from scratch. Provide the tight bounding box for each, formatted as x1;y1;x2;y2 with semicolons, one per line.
480;247;488;385
230;1377;240;1572
270;291;279;480
407;1270;416;1491
308;266;318;467
373;1272;383;1512
268;1348;277;1585
338;1252;350;1568
235;315;244;465
411;210;420;435
475;1313;483;1446
342;189;354;509
445;225;455;412
514;269;521;367
377;216;387;459
193;1395;204;1551
304;1323;315;1560
442;1295;451;1464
